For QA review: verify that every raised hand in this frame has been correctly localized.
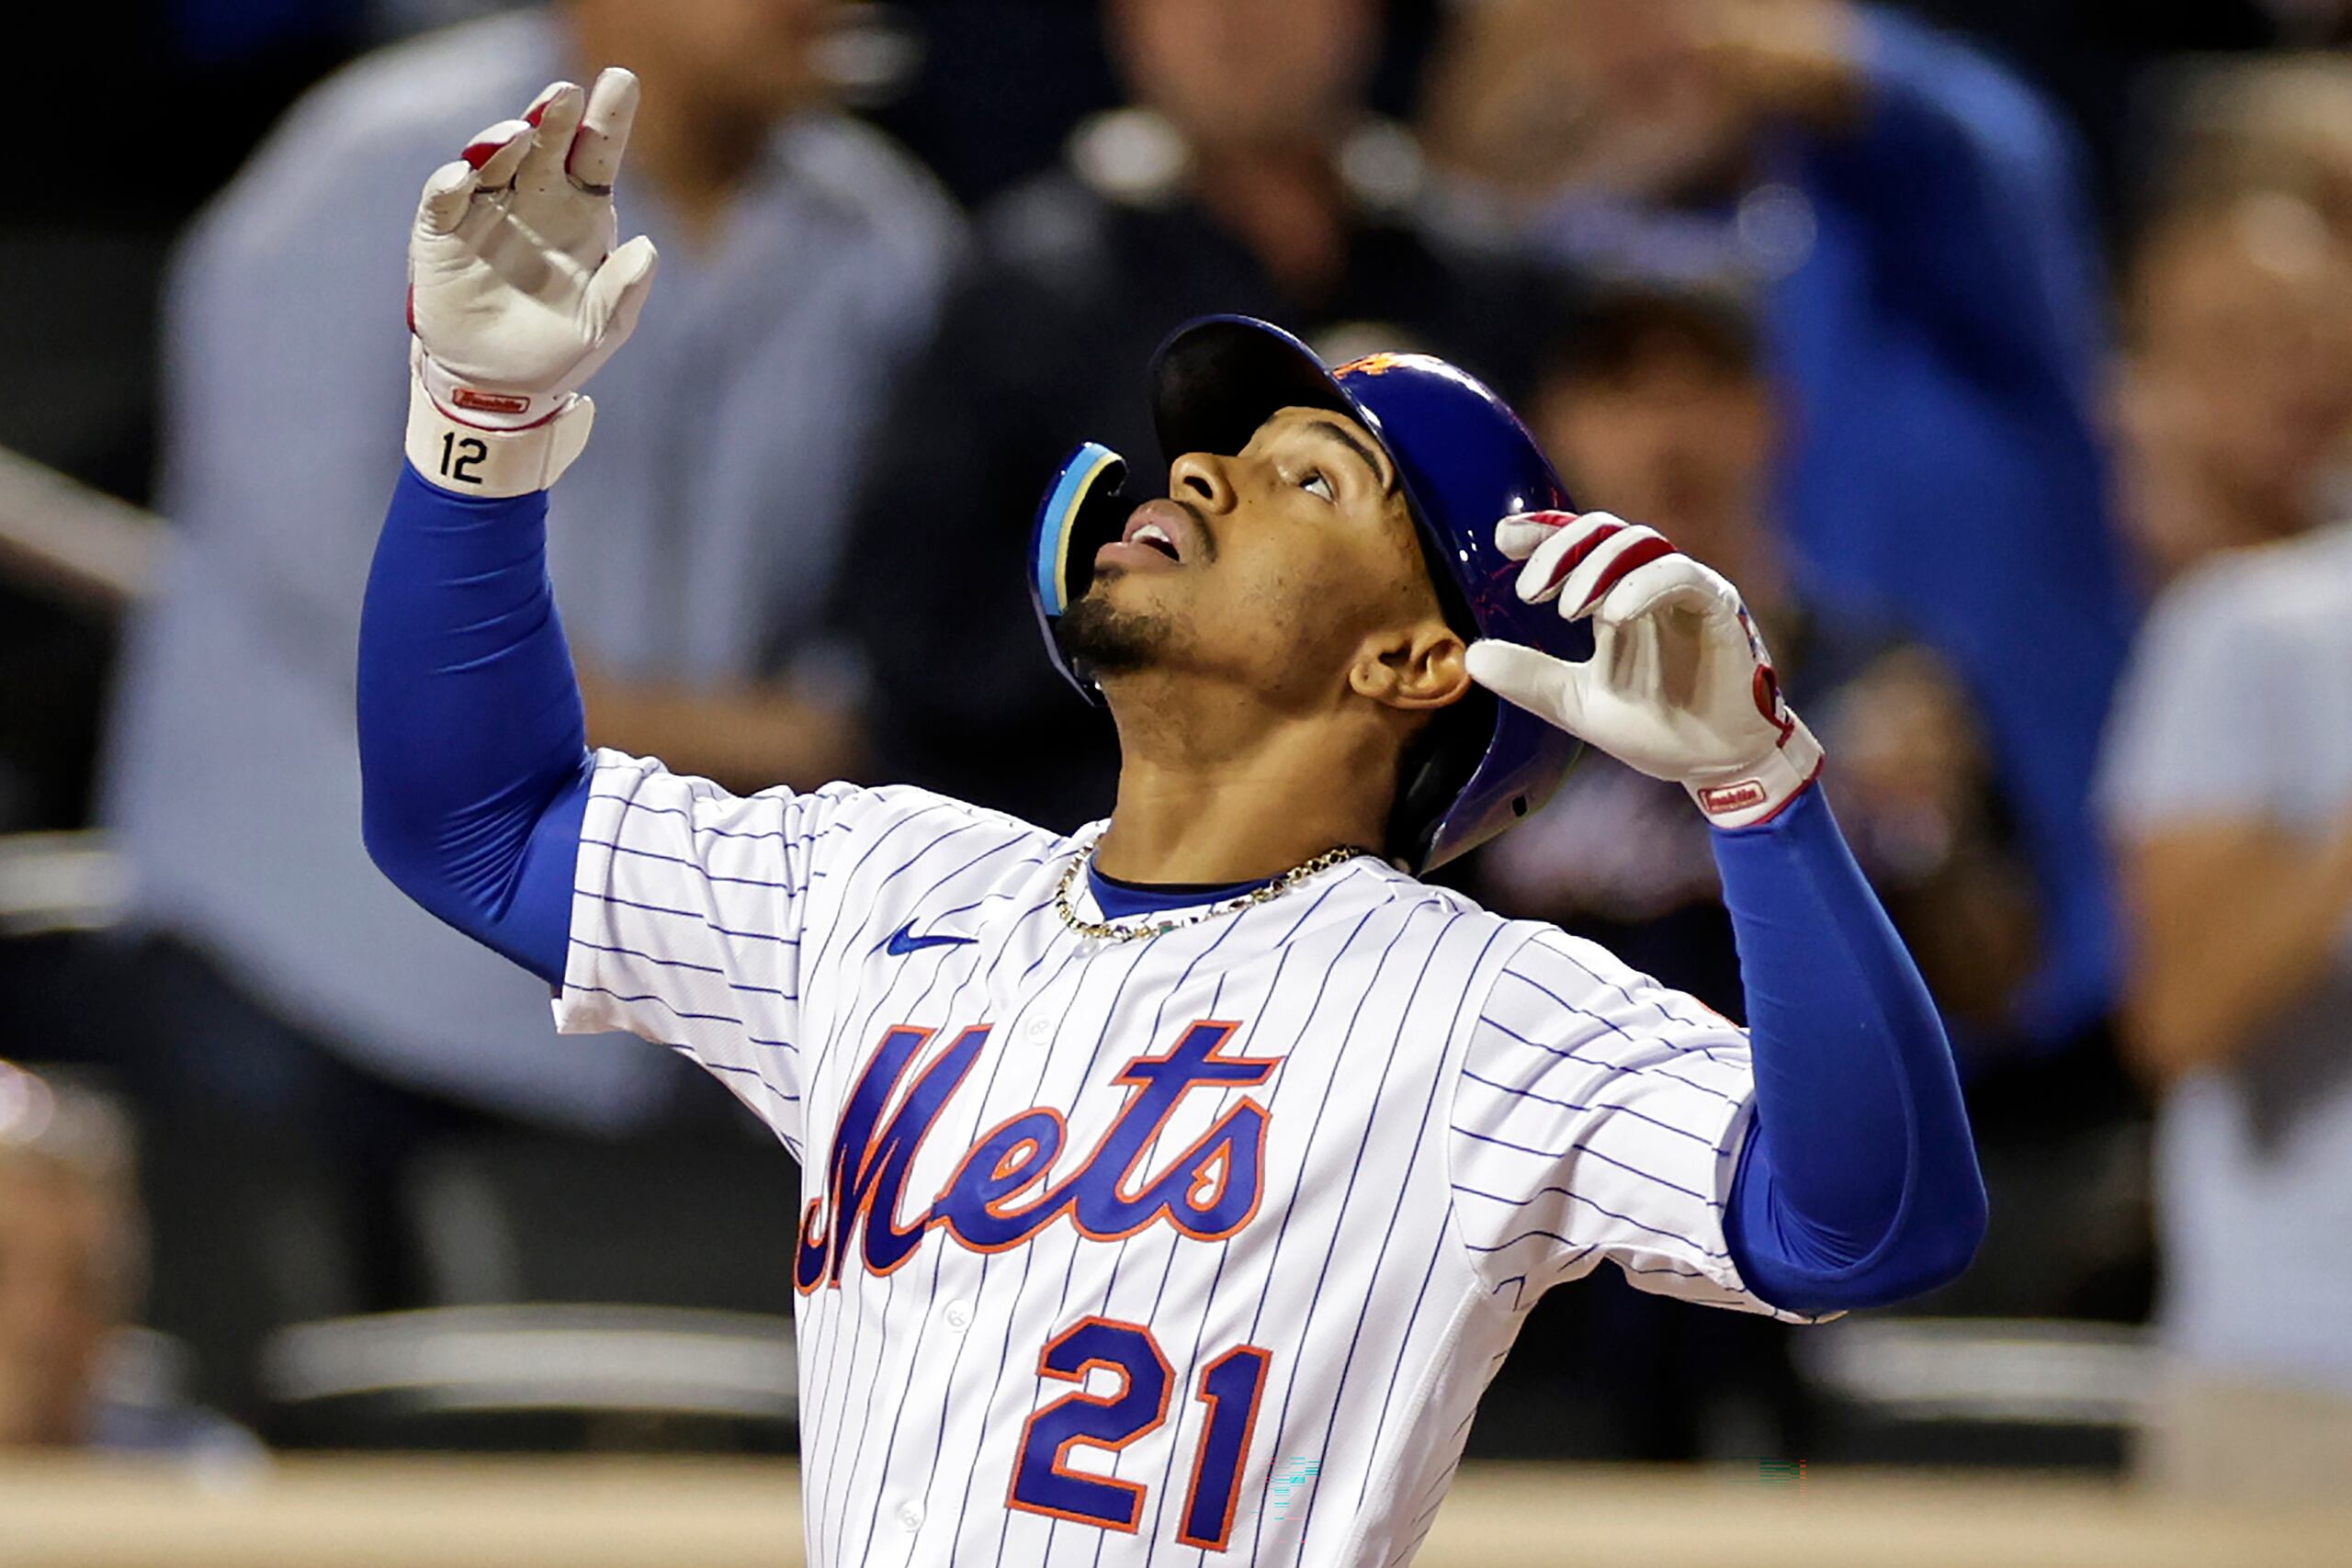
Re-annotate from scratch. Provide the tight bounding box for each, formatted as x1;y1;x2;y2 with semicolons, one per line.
1462;511;1823;827
404;69;658;496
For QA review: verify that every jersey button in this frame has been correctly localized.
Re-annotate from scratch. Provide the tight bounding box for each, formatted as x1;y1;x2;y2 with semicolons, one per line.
896;1501;924;1532
1024;1015;1052;1045
943;1300;971;1332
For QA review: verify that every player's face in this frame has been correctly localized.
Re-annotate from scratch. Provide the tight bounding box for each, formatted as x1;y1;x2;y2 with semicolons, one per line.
571;0;834;124
1062;407;1467;717
2123;205;2352;508
1110;0;1379;152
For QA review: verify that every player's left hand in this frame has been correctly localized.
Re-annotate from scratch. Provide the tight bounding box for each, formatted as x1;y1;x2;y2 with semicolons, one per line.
404;68;657;497
410;69;655;424
1464;511;1824;828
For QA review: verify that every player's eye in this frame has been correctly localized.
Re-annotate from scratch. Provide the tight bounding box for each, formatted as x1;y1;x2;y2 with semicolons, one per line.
1299;469;1334;502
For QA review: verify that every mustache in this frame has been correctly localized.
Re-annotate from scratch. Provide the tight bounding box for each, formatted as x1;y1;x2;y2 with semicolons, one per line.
1167;495;1216;562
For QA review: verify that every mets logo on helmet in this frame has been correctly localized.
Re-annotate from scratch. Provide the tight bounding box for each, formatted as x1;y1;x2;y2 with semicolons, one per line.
1337;352;1408;378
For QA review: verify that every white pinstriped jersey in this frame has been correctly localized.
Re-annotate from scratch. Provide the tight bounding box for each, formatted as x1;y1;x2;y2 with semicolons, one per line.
554;750;1813;1567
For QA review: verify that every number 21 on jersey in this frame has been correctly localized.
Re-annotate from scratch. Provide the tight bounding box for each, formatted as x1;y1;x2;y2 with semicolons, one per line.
1009;1316;1273;1551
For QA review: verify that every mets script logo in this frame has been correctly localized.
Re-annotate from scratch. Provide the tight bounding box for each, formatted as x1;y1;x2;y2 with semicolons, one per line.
795;1020;1280;1292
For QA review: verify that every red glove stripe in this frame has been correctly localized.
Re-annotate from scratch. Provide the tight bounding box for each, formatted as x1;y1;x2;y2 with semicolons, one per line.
1538;520;1623;594
1575;535;1678;613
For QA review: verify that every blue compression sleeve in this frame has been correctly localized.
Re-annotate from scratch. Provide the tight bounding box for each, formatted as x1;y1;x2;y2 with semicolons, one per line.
356;465;591;985
1714;785;1986;1313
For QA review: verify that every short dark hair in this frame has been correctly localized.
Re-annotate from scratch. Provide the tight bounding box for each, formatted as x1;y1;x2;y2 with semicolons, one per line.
1539;282;1761;387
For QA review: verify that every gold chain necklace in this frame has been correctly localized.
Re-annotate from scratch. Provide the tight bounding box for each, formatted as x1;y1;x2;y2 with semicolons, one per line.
1053;838;1369;942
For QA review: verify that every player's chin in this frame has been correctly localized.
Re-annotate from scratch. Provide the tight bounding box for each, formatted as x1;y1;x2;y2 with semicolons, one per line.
1056;587;1182;679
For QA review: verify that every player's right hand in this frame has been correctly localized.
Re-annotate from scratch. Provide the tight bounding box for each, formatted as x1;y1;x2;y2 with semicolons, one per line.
1464;510;1825;829
404;68;658;497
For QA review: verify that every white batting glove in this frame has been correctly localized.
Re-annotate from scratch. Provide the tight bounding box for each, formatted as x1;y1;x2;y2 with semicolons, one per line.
405;69;659;498
1464;511;1824;828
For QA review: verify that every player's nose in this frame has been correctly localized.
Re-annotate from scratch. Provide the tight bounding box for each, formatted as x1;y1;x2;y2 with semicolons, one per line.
1168;451;1238;514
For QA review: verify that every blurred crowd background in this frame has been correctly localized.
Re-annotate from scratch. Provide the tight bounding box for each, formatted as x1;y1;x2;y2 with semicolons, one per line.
1;0;2349;1504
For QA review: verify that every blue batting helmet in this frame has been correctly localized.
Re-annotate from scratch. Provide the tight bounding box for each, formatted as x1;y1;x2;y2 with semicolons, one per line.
1030;314;1585;872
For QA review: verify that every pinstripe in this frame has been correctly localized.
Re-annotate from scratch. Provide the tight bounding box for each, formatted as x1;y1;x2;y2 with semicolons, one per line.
1289;914;1481;1550
911;867;1091;1553
579;887;802;944
1449;1124;1719;1207
1458;1065;1714;1145
1239;895;1446;1562
1082;958;1236;1568
800;803;970;976
880;916;1095;1558
1475;1014;1747;1109
1451;1183;1726;1257
808;829;1037;1551
1343;921;1509;1517
569;938;797;997
1349;1229;1452;1520
1032;904;1250;1564
1078;869;1367;1568
1197;893;1438;1549
1131;875;1368;1567
909;892;1094;1556
556;769;1793;1568
836;928;997;1561
1510;937;1731;1041
973;939;1161;1565
563;984;796;1048
580;836;804;889
616;793;852;847
1461;1229;1600;1266
797;938;933;1528
799;846;972;1528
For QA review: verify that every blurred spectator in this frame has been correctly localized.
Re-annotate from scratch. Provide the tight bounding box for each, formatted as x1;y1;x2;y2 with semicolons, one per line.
2113;63;2352;584
1486;284;2038;1043
0;1062;258;1461
2158;55;2352;237
105;0;956;1124
2114;187;2352;583
96;0;956;1389
2104;67;2352;1435
1422;0;2133;1046
830;0;1546;831
2099;511;2352;1499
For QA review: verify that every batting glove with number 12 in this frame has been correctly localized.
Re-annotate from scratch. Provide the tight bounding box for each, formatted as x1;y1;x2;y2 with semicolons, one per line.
1464;512;1825;828
405;68;658;498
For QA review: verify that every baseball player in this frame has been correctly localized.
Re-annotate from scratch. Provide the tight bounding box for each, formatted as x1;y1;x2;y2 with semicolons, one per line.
357;72;1984;1565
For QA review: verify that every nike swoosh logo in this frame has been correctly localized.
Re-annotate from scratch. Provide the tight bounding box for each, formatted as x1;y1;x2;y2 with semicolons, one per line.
883;919;978;957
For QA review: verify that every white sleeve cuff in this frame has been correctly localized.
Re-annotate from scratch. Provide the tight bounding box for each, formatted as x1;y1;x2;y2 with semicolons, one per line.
405;376;594;499
1687;717;1826;828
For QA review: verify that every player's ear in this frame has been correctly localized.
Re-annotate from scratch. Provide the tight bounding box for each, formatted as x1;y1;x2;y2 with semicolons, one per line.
1350;618;1470;712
